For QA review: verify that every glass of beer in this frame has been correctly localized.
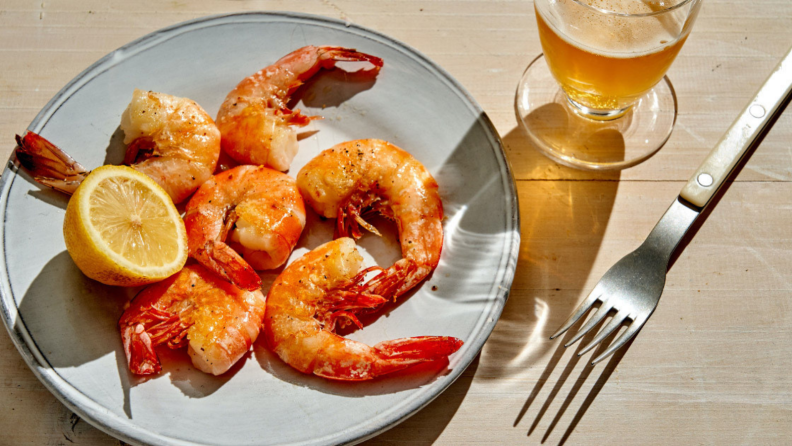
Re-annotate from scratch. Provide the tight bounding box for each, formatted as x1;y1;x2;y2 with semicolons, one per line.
516;0;703;170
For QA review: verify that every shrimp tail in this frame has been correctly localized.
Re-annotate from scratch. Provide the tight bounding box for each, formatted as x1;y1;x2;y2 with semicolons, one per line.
317;46;384;71
123;325;161;375
199;240;262;291
375;336;464;361
14;131;89;195
120;306;192;375
359;336;463;380
312;335;463;381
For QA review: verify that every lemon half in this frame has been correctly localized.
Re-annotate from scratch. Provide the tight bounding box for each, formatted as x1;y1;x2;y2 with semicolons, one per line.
63;165;187;286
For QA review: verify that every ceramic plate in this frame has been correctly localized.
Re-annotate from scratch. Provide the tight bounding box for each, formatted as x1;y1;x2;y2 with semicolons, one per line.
0;12;519;446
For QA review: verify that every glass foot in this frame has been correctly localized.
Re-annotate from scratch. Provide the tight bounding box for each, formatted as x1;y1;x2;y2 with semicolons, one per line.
515;54;678;171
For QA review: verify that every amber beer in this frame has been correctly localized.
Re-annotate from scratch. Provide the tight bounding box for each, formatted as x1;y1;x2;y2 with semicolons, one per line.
535;0;690;115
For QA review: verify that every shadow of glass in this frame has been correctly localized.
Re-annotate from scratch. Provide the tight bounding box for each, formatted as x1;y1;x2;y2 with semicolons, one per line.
522;102;630;165
480;122;623;379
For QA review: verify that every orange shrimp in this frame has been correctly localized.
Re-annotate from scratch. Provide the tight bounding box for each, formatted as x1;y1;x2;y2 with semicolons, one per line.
119;263;266;376
297;139;443;299
264;238;463;381
216;45;383;171
184;165;306;291
15;89;221;203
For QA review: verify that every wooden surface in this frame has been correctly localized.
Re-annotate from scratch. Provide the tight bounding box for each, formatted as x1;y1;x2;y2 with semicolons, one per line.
2;1;792;445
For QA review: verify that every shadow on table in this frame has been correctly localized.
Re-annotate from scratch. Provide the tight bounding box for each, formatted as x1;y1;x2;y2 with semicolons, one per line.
488;111;627;443
367;102;626;441
513;312;637;445
359;356;479;446
513;84;792;444
479;119;623;376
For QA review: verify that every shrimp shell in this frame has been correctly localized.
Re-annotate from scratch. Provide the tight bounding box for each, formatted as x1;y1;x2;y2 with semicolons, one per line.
14;89;221;204
296;139;443;299
216;45;383;171
264;238;463;381
119;263;266;376
184;165;306;291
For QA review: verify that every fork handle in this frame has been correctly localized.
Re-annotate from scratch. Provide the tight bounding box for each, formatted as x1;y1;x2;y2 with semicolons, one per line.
680;46;792;208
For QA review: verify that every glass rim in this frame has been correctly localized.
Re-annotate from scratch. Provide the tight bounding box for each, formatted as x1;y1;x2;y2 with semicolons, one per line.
569;0;699;18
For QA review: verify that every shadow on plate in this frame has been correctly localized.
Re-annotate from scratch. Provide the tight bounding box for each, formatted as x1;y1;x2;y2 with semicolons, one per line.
289;64;381;111
477;121;623;379
15;251;250;420
102;126;127;166
15;251;131;370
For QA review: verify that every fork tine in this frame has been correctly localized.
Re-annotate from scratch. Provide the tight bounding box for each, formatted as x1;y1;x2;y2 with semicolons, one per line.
577;311;630;356
549;289;602;340
564;303;612;347
590;315;648;365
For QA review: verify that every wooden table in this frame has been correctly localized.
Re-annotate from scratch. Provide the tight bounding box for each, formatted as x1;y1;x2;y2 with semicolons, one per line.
2;1;792;444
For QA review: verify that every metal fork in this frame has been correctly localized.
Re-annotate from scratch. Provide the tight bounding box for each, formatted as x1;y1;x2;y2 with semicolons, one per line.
552;46;792;365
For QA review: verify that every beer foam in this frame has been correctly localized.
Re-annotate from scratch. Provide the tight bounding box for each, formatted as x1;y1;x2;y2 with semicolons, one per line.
578;0;687;15
537;0;689;58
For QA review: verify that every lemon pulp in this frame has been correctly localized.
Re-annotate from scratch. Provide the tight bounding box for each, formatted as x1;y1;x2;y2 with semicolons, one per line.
64;165;187;286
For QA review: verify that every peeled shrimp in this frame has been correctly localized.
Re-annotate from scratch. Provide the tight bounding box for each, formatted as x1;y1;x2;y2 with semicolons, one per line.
119;263;266;375
216;45;383;171
297;139;443;299
184;165;306;291
15;89;220;203
264;237;463;381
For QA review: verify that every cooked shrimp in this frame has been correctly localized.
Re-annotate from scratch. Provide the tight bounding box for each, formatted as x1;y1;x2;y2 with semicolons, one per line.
15;89;220;203
216;45;383;171
119;89;221;203
184;165;306;291
119;263;266;376
297;139;443;299
264;238;463;381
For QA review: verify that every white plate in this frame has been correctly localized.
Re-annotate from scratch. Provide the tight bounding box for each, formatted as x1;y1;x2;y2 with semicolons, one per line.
0;12;519;446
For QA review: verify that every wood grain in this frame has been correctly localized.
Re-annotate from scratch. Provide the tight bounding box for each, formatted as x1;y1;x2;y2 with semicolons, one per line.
1;0;791;445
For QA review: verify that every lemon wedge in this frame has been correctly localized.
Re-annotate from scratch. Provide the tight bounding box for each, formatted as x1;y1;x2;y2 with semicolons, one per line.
63;165;187;286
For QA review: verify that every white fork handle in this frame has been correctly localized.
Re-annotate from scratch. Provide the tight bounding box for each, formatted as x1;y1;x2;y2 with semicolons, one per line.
680;46;792;208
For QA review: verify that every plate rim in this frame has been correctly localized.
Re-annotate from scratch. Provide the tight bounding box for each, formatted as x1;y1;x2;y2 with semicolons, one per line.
0;11;521;446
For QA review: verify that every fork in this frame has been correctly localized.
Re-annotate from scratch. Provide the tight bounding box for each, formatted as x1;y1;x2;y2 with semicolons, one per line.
551;46;792;365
